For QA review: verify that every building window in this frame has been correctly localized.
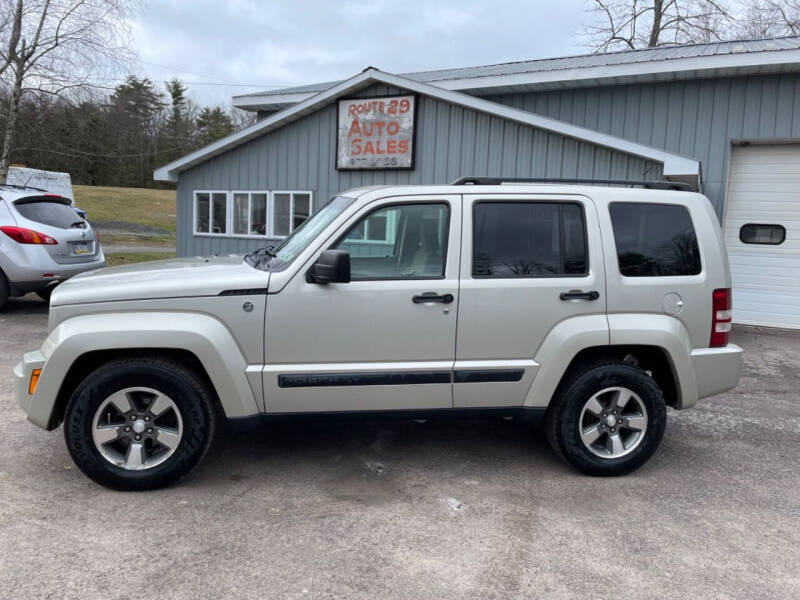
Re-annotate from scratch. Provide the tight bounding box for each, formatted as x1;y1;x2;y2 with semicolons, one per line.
195;191;228;235
232;191;268;237
472;202;587;278
739;223;785;245
609;202;701;276
194;190;311;238
271;191;313;238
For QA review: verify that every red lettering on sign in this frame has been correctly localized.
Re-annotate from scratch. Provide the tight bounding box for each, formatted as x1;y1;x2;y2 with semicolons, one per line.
363;141;375;155
348;120;361;137
398;140;409;154
386;121;399;135
387;139;397;153
351;139;362;155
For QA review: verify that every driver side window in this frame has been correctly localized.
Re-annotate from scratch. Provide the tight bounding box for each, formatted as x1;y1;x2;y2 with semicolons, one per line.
336;203;449;280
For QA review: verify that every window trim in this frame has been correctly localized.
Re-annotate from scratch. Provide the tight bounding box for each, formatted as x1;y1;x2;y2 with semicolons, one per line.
739;223;786;245
471;199;589;279
193;190;230;237
609;201;703;278
270;190;314;239
331;200;451;281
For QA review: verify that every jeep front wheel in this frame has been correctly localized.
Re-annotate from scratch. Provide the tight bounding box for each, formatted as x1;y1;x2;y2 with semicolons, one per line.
545;363;666;476
64;357;215;490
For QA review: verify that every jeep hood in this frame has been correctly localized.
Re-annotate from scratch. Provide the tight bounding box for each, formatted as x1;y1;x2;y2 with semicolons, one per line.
51;255;268;306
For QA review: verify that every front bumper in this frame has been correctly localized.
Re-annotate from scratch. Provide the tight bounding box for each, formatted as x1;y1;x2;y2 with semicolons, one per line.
690;344;743;400
14;351;49;429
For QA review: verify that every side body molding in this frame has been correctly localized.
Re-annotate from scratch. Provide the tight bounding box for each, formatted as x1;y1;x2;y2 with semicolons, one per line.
524;315;609;408
29;312;260;429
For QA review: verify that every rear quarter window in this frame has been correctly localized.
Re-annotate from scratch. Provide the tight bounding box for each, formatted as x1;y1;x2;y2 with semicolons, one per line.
609;202;701;277
13;198;82;229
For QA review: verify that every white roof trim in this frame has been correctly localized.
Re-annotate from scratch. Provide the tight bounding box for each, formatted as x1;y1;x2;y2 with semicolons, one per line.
232;46;800;110
155;69;699;184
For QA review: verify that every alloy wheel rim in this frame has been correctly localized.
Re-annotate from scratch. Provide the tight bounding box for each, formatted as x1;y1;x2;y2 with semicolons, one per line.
91;387;183;471
578;386;648;459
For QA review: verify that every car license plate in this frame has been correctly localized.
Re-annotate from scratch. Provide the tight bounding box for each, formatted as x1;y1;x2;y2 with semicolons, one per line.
73;242;90;255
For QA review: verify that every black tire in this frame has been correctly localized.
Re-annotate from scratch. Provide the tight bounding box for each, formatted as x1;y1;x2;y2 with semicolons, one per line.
0;270;8;310
36;286;54;302
544;363;666;476
64;357;215;491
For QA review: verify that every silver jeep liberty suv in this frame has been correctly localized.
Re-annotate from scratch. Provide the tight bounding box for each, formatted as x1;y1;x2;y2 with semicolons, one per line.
14;178;742;490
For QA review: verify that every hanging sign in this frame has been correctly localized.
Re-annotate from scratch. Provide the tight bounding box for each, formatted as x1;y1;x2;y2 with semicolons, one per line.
336;95;416;170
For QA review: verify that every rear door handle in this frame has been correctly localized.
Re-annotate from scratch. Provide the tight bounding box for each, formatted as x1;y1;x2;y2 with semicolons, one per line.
559;290;600;301
412;292;454;304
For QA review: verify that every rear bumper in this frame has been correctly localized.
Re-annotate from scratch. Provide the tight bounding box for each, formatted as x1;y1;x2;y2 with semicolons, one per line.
3;246;105;295
14;350;49;428
690;344;743;400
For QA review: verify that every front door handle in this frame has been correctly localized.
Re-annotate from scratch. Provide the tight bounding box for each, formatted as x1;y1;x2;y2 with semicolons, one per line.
559;290;600;301
412;292;454;304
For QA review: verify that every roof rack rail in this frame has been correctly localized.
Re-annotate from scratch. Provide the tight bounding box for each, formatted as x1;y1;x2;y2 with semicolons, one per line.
450;176;693;191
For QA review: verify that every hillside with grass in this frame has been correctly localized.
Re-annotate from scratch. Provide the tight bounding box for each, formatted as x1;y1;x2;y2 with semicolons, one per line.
73;185;177;265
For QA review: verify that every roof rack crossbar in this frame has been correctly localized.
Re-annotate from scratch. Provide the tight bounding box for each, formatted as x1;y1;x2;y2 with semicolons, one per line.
450;176;693;191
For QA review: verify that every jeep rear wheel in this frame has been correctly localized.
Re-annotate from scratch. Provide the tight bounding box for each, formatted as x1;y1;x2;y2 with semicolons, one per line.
64;357;215;490
545;363;666;476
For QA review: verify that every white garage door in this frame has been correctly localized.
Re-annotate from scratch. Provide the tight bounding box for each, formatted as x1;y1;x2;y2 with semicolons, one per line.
724;144;800;329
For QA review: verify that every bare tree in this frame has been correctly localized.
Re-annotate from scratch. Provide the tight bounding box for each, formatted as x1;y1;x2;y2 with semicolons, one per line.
738;1;800;37
0;0;137;184
585;0;736;51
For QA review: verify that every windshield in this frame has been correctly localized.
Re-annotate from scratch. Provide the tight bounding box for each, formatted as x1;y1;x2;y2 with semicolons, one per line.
245;195;355;270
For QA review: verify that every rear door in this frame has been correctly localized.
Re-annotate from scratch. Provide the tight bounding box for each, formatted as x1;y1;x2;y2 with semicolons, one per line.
455;193;606;408
11;196;100;264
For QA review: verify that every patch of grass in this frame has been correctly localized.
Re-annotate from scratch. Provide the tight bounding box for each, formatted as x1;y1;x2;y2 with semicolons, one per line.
74;185;176;232
100;233;175;246
105;251;176;267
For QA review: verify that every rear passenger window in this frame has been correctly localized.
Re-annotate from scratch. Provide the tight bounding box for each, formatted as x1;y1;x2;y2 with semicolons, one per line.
472;202;587;278
610;203;701;277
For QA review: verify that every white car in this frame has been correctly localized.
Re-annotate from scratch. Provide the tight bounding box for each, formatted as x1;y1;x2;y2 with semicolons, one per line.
0;185;105;307
14;179;742;490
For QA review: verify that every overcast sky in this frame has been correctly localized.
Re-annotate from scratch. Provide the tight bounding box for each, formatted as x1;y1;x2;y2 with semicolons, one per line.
130;0;587;108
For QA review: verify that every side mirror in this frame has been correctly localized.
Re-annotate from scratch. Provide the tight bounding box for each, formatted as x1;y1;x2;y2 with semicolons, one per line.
309;249;350;284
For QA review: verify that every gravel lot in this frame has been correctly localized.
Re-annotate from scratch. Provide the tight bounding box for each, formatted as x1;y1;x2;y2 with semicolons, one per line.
1;295;799;599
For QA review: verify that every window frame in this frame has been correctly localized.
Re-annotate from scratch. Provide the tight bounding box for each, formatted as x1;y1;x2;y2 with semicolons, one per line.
739;223;786;246
331;200;451;282
269;190;314;239
193;190;230;237
471;199;589;279
609;201;703;278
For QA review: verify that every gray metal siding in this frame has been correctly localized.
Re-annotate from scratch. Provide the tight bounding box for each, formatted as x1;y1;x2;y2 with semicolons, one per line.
485;73;800;217
177;83;661;256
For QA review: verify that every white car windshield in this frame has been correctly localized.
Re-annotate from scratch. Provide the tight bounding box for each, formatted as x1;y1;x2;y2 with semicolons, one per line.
245;195;355;270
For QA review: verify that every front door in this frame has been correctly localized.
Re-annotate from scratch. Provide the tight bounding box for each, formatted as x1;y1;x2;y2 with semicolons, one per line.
454;193;607;407
264;195;461;413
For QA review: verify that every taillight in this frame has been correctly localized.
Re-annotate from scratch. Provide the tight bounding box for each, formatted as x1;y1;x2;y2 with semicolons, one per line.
710;288;732;347
0;225;58;245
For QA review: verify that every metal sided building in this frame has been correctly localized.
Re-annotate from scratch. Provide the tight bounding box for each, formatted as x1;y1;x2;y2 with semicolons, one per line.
155;36;800;329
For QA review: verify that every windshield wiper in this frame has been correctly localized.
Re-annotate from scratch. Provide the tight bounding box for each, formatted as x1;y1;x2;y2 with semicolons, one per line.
245;246;276;269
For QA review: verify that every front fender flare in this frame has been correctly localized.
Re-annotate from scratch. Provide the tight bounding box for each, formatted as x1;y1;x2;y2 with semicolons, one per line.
28;312;260;429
